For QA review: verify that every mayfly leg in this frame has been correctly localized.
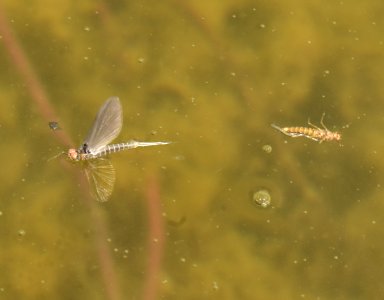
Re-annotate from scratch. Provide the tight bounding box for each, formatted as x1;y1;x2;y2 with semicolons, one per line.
47;151;66;162
308;113;328;131
319;112;329;131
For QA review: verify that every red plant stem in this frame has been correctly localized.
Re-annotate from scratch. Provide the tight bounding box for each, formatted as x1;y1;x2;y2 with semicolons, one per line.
0;6;72;147
77;172;122;300
143;175;166;300
0;6;121;299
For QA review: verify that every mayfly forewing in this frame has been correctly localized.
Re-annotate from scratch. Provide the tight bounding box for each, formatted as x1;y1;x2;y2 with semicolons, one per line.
83;97;123;152
83;158;116;202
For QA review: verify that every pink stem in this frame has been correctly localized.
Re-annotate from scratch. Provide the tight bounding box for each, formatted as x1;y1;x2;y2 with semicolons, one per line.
142;175;166;300
0;6;121;299
0;6;72;147
81;171;121;300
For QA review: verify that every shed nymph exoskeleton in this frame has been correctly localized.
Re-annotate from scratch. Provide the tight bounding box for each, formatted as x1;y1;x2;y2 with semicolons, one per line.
271;113;341;143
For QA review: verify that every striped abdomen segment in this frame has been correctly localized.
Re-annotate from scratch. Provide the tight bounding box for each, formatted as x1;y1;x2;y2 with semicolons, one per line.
88;142;139;159
271;124;341;142
284;126;316;136
283;127;340;142
77;140;171;160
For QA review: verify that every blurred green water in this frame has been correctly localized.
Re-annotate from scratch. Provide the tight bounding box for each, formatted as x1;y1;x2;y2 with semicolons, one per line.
1;0;384;299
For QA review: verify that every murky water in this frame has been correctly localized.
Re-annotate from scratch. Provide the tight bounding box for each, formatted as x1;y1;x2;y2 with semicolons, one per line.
1;1;384;299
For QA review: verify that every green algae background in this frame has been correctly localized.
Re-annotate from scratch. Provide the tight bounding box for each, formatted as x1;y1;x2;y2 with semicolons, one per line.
1;0;384;299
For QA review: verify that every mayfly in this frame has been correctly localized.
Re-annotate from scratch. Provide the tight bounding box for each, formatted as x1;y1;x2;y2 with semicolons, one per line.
271;113;341;143
67;96;171;202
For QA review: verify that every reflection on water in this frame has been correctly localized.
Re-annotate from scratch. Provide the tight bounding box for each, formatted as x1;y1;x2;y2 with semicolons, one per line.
1;0;384;299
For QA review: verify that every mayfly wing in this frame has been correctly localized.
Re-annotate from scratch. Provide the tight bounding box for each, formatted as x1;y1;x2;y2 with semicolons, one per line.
83;97;123;152
83;158;116;202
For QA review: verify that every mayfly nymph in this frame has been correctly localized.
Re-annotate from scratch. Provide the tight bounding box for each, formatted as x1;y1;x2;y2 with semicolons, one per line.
271;113;341;143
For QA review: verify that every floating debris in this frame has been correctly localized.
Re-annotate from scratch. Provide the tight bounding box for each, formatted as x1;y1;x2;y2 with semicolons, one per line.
48;121;61;131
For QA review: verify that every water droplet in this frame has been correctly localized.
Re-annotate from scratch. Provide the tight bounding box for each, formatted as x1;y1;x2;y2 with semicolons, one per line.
252;189;271;208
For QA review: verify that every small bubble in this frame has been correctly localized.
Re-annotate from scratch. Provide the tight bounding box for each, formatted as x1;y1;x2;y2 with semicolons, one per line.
252;189;271;208
262;144;272;153
18;229;26;236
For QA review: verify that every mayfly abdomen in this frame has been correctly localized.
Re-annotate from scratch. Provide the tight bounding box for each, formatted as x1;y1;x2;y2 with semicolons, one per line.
90;142;139;158
82;140;171;160
271;114;341;143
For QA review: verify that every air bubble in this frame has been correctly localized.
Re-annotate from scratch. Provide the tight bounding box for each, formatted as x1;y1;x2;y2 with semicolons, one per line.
252;189;271;208
17;229;26;236
262;144;272;153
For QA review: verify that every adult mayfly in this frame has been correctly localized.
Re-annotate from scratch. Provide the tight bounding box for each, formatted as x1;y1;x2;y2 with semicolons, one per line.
67;96;170;202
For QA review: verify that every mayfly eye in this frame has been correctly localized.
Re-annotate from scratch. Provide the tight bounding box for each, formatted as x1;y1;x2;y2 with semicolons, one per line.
82;143;89;153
